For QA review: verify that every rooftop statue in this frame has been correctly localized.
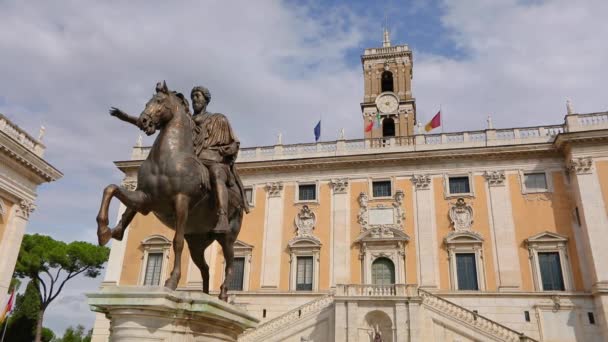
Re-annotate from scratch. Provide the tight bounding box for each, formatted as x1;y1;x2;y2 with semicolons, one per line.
96;81;247;301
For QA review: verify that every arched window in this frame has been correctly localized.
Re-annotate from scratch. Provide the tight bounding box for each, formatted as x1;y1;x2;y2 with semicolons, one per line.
381;71;394;92
382;118;395;137
372;258;395;285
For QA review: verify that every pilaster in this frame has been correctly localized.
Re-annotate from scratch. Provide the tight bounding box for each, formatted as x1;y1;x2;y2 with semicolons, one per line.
483;171;522;290
411;175;439;289
0;200;34;302
330;178;350;287
260;182;284;289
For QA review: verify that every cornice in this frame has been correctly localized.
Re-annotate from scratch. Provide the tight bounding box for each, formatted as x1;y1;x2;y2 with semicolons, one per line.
553;129;608;149
0;133;62;183
235;143;559;174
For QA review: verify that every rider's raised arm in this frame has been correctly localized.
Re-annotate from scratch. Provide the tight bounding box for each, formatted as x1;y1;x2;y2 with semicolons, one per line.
109;107;140;128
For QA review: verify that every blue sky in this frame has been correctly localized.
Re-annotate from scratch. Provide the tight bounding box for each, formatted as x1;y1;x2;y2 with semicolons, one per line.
1;0;607;336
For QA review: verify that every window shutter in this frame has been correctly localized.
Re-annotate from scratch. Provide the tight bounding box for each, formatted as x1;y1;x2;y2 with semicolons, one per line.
538;252;565;291
227;257;245;291
456;253;479;290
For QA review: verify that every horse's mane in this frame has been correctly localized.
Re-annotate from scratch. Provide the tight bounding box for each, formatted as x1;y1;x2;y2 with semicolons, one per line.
172;92;191;114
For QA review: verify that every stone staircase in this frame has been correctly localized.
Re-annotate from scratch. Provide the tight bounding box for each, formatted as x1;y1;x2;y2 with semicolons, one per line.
418;289;538;342
238;294;335;342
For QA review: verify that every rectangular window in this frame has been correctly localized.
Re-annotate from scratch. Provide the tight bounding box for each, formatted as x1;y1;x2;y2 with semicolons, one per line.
372;180;391;197
588;312;596;325
226;257;245;291
538;252;565;291
244;188;253;205
449;176;470;194
144;252;163;286
456;253;479;290
296;256;313;291
524;173;548;191
298;184;317;201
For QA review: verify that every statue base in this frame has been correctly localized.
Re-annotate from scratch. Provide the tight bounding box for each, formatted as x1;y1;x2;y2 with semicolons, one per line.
87;286;258;341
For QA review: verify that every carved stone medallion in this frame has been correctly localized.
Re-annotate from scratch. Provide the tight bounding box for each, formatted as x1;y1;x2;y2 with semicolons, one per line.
330;178;349;194
295;205;316;237
448;198;473;231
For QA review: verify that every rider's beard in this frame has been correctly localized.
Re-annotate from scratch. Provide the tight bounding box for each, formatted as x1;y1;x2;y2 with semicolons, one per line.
193;101;206;115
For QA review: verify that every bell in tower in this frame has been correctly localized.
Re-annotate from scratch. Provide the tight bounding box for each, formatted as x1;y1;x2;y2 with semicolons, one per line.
361;28;416;140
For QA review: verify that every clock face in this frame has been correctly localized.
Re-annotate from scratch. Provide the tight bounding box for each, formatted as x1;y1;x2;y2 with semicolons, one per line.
375;93;398;113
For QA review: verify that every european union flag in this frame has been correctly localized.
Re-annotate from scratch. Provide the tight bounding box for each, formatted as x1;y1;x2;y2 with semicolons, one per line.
314;120;321;142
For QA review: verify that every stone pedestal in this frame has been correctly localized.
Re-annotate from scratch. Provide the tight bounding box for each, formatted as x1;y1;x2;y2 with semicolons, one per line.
87;286;258;341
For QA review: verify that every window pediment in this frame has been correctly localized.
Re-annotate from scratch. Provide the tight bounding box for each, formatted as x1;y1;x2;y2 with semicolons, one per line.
141;234;171;247
444;231;484;246
288;236;322;250
525;231;568;246
355;227;410;243
234;240;254;252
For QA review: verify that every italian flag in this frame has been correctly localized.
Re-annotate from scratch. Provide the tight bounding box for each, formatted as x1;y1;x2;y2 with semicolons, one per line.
0;290;15;324
365;112;382;132
425;110;441;132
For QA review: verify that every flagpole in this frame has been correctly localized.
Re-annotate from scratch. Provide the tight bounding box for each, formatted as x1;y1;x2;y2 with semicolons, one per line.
440;104;444;133
1;317;8;342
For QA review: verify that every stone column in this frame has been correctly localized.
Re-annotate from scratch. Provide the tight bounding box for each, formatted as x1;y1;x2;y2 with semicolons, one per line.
568;157;608;339
101;202;128;285
346;301;358;342
0;199;34;304
394;302;408;342
334;301;347;342
411;175;439;289
483;171;522;290
330;178;350;287
260;182;284;289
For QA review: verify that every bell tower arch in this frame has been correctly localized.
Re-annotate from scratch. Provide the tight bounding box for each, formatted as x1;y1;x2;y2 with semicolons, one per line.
361;29;416;139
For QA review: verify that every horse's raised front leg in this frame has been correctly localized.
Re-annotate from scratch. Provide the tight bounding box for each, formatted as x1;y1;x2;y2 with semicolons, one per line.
165;193;189;290
96;184;150;246
185;235;214;294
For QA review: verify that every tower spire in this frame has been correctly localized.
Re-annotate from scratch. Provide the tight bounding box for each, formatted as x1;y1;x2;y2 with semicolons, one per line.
382;15;391;47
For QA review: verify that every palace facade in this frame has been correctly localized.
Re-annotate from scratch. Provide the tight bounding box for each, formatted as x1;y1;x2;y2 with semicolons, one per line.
0;114;62;307
92;34;608;341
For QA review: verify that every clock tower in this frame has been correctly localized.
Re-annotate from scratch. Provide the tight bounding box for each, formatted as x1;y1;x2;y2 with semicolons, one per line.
361;29;416;140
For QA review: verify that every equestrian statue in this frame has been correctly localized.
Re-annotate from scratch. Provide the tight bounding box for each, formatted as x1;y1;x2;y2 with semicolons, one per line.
96;81;248;301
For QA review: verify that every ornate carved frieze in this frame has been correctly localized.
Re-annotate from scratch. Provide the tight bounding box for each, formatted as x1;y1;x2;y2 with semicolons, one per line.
568;157;593;175
121;178;137;191
265;182;283;197
448;198;473;231
357;192;369;228
16;199;36;220
295;205;316;238
411;174;431;190
329;178;349;194
483;171;506;187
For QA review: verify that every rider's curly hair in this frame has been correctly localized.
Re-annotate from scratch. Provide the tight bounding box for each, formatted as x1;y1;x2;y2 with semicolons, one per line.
191;86;211;104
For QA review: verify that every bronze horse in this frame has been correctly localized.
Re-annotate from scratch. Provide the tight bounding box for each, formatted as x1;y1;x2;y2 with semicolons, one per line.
96;81;243;301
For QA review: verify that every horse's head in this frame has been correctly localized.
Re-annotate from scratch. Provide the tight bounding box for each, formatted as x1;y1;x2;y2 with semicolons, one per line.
138;81;190;135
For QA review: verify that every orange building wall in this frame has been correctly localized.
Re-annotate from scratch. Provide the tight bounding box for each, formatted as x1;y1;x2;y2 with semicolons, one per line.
350;181;366;284
433;176;497;290
510;172;584;291
395;178;417;284
597;161;608;216
120;213;190;287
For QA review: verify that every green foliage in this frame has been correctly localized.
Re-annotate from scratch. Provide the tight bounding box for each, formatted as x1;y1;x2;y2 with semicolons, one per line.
54;325;92;342
42;327;55;342
12;234;109;341
5;280;41;341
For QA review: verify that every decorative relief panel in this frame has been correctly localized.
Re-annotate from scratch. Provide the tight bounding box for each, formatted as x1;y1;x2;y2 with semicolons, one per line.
294;205;316;238
448;198;473;231
411;174;431;190
568;157;593;175
15;199;36;220
329;178;349;194
357;190;405;233
265;182;283;197
483;171;505;187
